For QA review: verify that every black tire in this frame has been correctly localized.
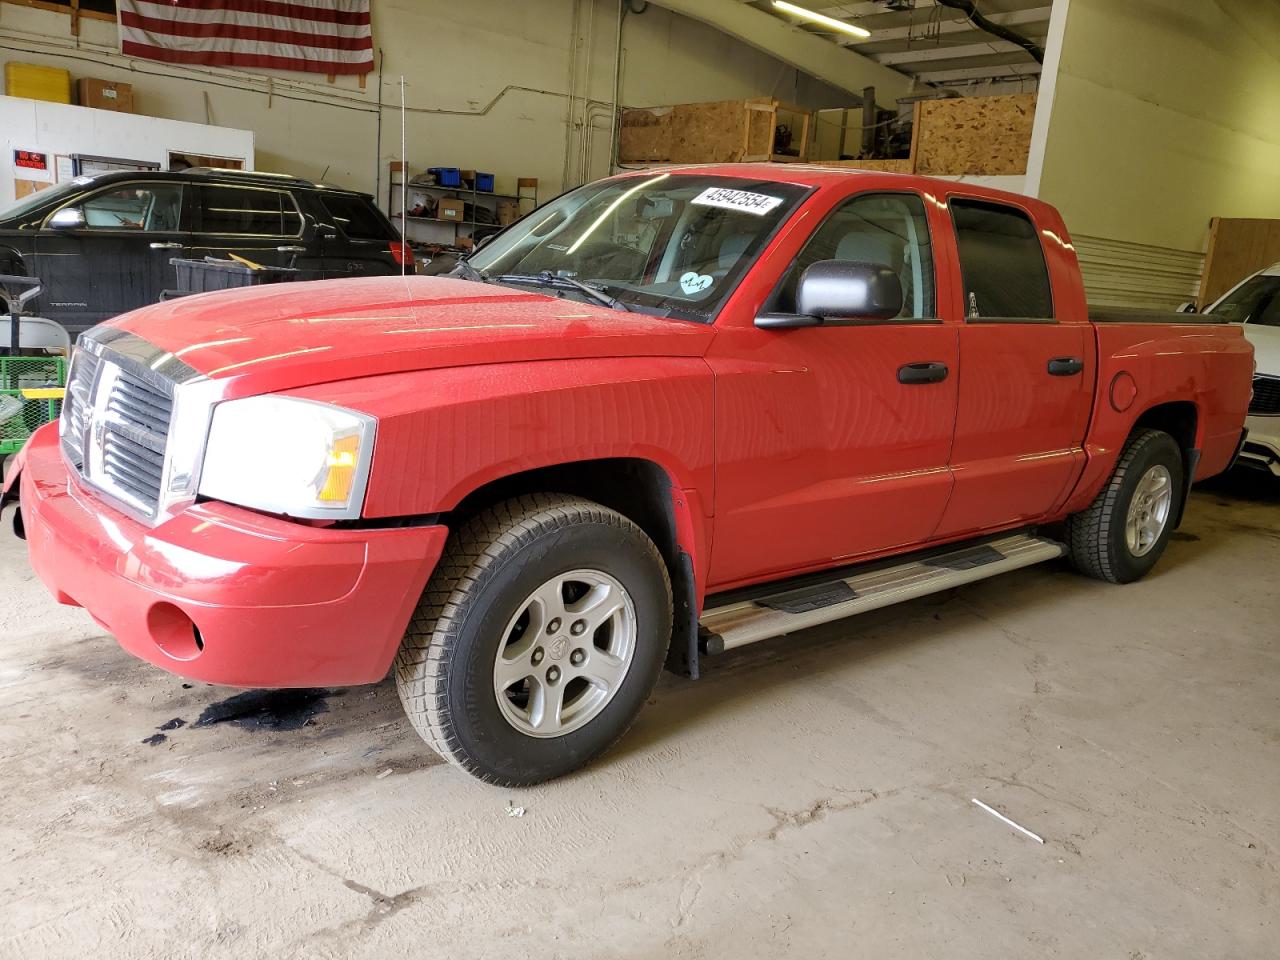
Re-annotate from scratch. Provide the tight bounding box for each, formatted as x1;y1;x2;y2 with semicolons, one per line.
394;494;673;786
1065;428;1184;584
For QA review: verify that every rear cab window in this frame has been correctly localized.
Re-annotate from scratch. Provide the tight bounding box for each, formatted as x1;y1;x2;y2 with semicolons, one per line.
318;193;395;240
950;198;1054;320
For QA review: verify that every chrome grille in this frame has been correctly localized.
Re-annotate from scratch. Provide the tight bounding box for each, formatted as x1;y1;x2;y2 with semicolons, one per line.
59;349;101;469
100;370;173;511
102;430;165;506
1250;374;1280;415
107;369;173;436
60;339;180;519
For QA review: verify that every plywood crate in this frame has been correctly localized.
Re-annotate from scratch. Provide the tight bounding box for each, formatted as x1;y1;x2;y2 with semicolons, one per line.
913;93;1036;176
619;98;813;165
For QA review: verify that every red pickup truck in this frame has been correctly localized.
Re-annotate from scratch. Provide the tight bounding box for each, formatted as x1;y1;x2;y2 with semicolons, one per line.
2;166;1252;785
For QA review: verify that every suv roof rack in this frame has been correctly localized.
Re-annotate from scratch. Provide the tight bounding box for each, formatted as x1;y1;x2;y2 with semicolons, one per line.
178;167;318;188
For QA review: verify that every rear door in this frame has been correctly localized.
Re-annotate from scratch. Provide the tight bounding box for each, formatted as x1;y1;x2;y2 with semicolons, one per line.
933;196;1094;538
33;180;192;331
313;192;402;278
188;183;322;280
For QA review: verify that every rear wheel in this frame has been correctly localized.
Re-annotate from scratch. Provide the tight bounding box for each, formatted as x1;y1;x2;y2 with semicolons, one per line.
394;494;673;786
1065;428;1184;583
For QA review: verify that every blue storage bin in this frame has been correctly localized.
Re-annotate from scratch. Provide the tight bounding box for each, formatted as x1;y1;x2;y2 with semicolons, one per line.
476;172;495;193
429;167;461;187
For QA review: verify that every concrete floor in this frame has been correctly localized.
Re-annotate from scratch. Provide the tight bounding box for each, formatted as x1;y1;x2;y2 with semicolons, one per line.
1;476;1276;959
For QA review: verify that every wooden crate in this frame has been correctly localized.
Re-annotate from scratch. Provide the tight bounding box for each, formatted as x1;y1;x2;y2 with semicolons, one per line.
619;98;813;165
913;93;1036;176
619;93;1035;177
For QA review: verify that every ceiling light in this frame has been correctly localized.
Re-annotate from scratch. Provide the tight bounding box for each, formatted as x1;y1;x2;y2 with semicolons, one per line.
772;1;872;39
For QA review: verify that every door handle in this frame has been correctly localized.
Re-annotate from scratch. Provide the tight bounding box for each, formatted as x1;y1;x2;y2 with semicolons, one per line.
149;242;183;249
898;361;949;385
277;245;306;253
1047;356;1084;376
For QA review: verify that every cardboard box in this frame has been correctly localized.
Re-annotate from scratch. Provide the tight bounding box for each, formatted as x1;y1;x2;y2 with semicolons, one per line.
497;200;520;226
438;198;466;222
77;78;135;113
4;63;72;103
455;236;475;253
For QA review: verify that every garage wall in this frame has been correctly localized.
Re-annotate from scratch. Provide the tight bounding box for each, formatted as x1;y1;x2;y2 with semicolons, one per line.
0;0;854;203
0;95;255;206
1031;0;1280;307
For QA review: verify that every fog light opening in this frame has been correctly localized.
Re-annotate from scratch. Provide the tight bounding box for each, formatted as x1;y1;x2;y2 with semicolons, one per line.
147;603;203;662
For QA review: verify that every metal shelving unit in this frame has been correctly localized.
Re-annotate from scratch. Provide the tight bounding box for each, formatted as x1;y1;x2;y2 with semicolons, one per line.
387;164;537;250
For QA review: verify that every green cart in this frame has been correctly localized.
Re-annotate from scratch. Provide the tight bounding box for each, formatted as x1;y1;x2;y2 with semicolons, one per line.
0;355;66;463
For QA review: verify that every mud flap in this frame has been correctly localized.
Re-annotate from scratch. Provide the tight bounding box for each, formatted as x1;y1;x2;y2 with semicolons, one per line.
664;550;700;680
1173;447;1202;529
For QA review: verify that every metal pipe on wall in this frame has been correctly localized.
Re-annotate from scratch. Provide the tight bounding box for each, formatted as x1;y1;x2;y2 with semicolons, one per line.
575;0;597;187
562;0;582;191
373;47;384;206
608;0;625;173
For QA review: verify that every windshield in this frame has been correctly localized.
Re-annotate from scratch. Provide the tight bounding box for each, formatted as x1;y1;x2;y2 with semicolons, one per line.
0;177;95;222
1207;274;1280;327
467;174;809;321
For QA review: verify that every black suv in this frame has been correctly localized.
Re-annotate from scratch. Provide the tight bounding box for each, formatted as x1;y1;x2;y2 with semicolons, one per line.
0;168;411;334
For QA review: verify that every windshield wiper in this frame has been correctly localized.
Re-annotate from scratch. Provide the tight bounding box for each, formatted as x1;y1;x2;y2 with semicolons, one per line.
448;259;490;283
494;271;630;312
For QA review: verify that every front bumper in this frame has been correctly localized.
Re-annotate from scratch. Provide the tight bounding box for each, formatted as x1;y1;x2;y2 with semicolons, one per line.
1238;415;1280;477
9;423;448;687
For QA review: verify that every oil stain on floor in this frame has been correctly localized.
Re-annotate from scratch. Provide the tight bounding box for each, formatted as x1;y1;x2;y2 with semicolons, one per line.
192;688;343;731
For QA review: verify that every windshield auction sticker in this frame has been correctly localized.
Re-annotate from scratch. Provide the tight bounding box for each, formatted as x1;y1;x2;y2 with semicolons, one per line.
691;187;784;216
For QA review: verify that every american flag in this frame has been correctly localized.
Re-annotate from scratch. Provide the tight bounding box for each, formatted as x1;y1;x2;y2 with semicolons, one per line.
118;0;374;76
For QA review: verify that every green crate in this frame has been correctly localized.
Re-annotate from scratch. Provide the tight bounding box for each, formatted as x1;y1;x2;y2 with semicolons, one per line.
0;356;66;457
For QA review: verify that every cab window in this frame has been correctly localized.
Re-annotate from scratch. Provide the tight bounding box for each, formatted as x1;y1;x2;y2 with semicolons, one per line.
80;183;185;231
771;192;936;319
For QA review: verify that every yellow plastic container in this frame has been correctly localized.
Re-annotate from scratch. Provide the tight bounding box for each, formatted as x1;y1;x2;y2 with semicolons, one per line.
3;62;73;104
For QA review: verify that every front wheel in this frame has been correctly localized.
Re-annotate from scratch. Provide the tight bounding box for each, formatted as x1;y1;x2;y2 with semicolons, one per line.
1065;428;1184;584
394;494;673;786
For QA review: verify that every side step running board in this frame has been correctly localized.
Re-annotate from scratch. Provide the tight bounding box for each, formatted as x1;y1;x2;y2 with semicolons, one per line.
699;533;1066;654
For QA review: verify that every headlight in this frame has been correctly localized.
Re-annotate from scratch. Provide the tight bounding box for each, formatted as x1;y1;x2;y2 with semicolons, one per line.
198;396;376;519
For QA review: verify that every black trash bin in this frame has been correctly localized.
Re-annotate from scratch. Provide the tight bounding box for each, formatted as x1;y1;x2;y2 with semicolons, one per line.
169;257;300;295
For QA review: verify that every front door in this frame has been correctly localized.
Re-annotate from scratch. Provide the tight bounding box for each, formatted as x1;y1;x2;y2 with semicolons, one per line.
707;190;959;589
933;196;1094;538
188;183;322;280
33;180;192;332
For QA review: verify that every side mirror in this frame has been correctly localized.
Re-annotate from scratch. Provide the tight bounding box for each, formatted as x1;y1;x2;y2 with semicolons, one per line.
48;207;86;230
757;260;903;329
1176;301;1198;314
799;260;902;320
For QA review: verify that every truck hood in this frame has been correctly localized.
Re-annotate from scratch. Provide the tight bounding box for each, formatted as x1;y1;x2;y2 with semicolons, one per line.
108;275;715;395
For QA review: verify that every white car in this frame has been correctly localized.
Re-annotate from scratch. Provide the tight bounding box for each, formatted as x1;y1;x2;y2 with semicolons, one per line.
1204;262;1280;476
